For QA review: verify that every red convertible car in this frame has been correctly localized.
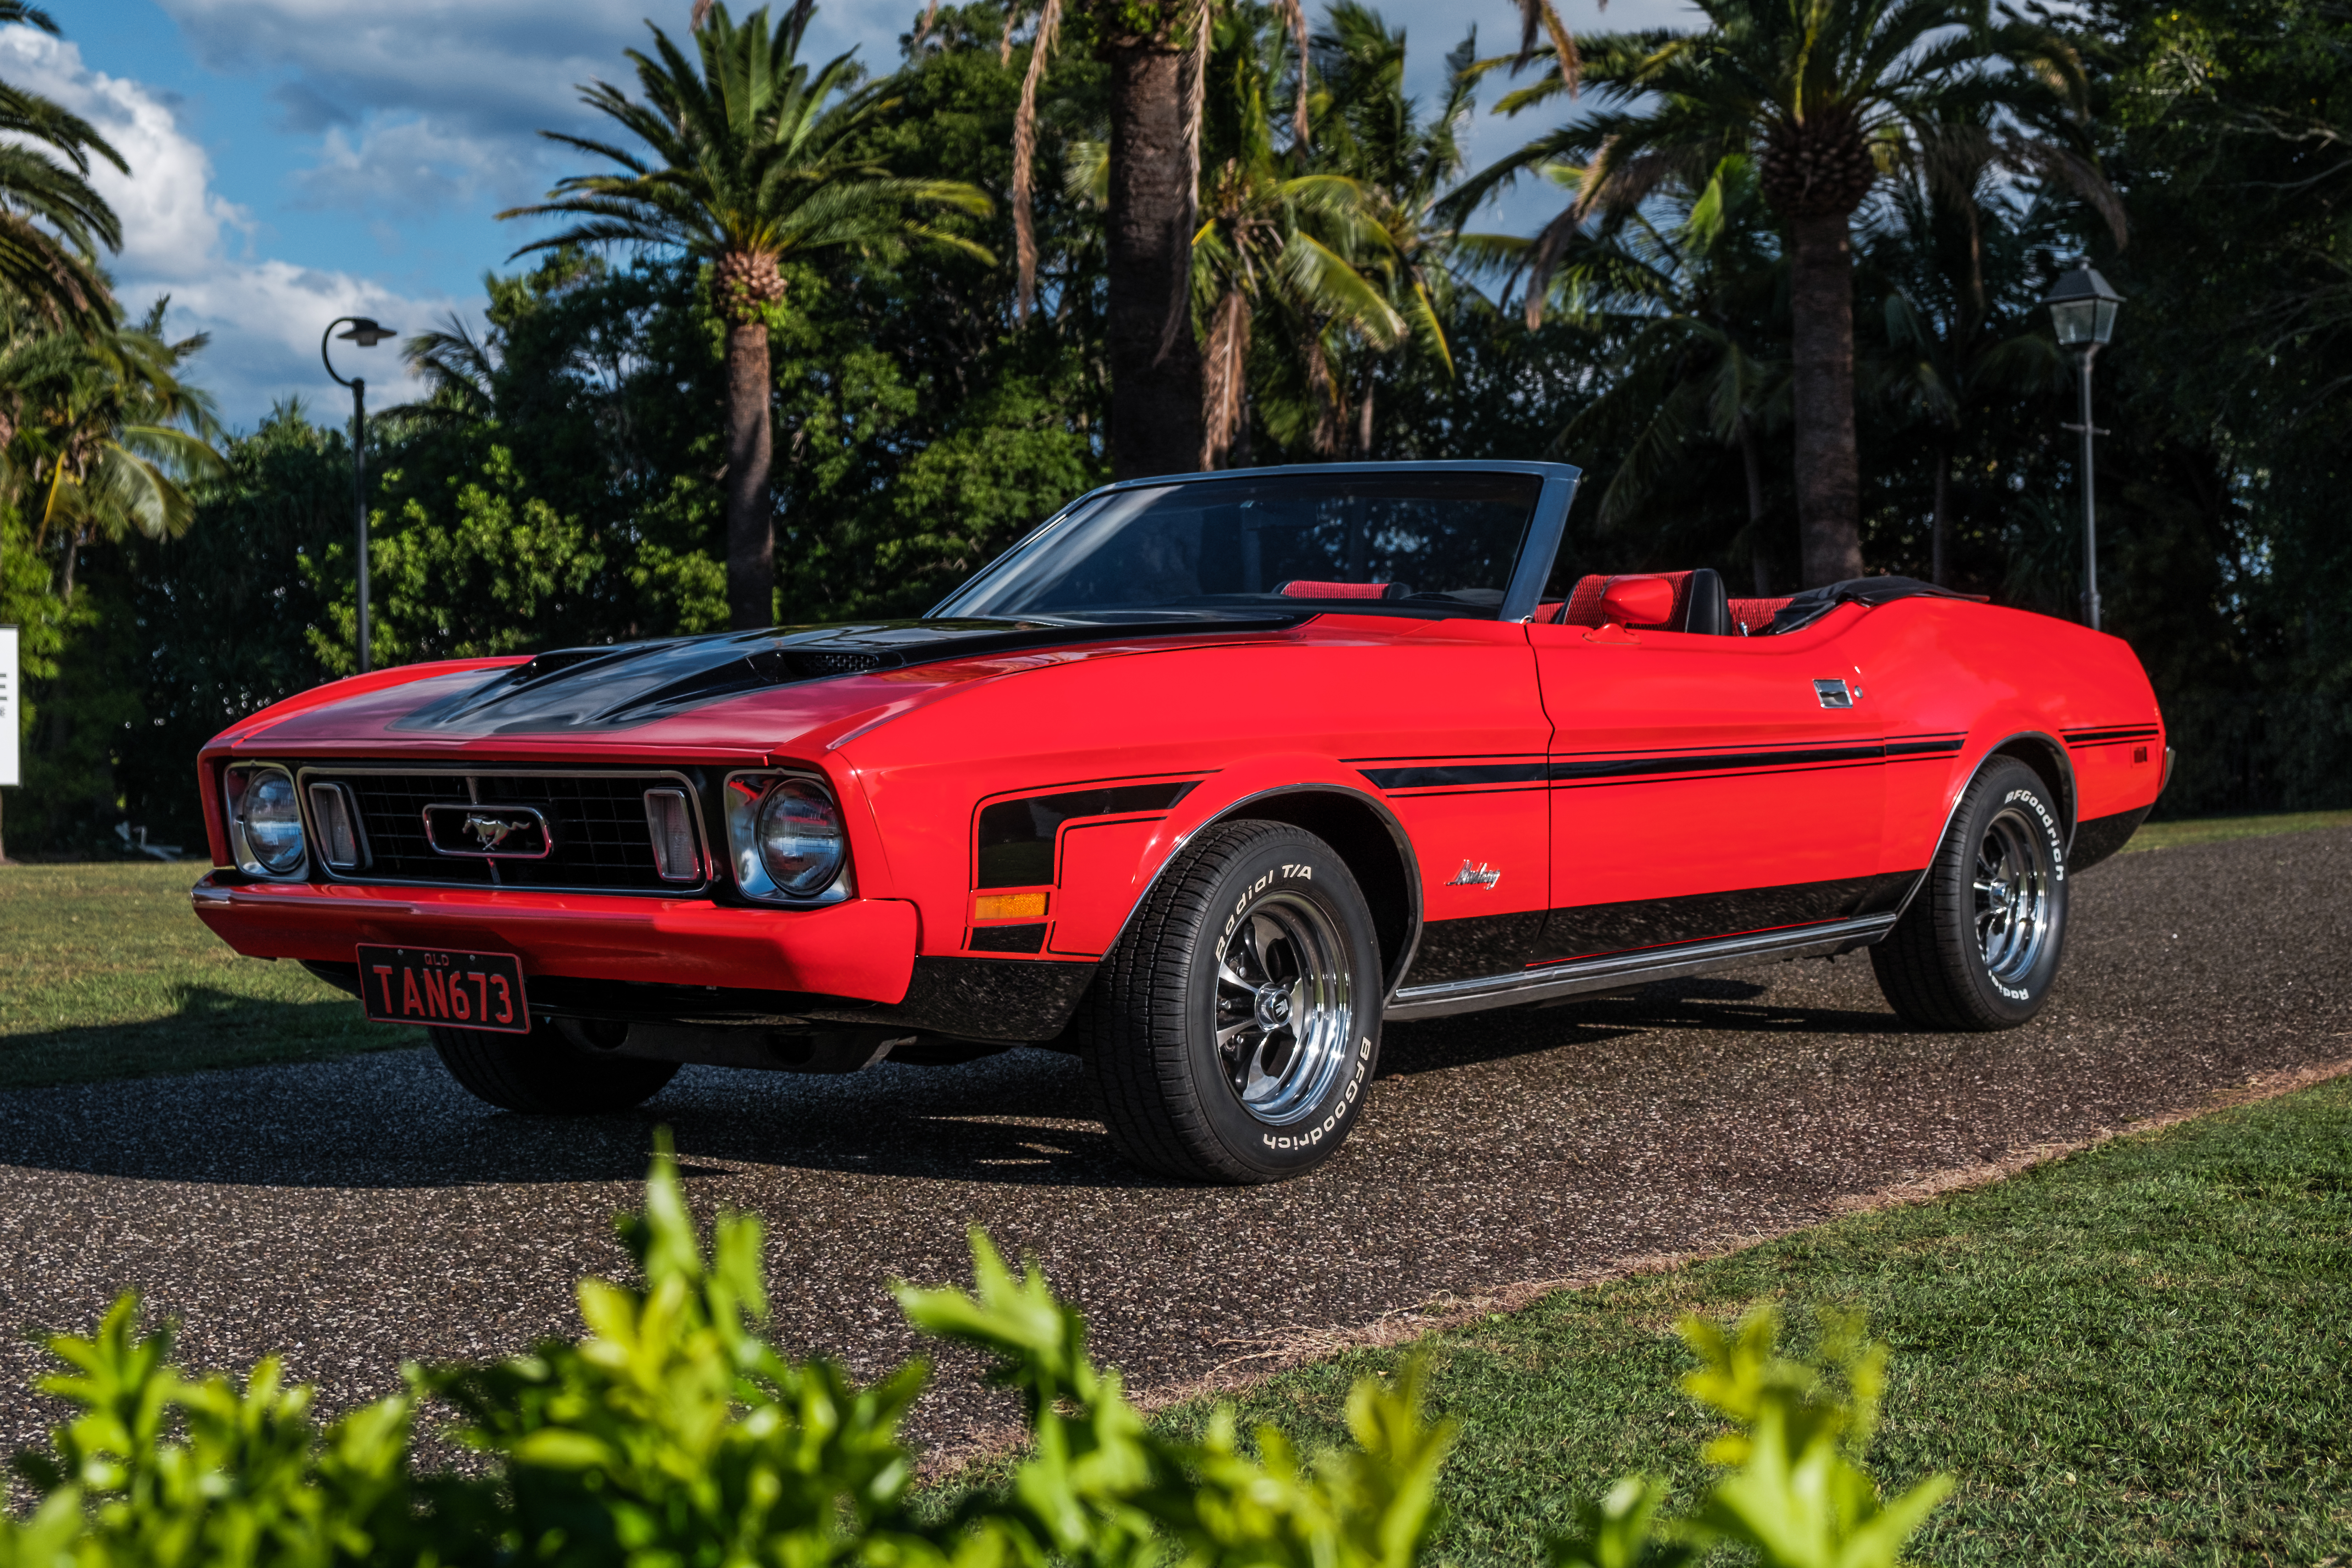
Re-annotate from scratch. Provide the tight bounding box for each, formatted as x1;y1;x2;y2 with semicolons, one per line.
192;462;2168;1182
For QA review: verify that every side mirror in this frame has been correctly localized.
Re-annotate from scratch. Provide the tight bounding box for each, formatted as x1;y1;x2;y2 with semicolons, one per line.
1601;575;1677;628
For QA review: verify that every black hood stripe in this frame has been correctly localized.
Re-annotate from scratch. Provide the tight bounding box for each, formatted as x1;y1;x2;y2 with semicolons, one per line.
389;614;1309;735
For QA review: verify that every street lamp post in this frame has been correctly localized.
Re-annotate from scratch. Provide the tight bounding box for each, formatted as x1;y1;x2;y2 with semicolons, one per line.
2040;266;2123;631
322;317;398;673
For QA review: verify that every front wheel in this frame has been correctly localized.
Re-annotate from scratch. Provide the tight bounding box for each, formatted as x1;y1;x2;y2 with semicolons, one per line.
1871;756;2070;1029
1083;820;1384;1183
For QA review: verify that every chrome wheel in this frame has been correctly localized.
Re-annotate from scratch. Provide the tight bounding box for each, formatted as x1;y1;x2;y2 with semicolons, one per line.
1212;892;1355;1125
1973;804;2054;985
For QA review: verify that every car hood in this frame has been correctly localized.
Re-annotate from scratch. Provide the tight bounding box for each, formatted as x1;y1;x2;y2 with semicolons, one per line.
216;612;1309;755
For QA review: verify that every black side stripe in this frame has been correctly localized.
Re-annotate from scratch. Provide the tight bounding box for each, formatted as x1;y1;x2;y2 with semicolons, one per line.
1357;761;1548;789
2063;725;2161;747
1360;737;1979;793
1550;744;1885;782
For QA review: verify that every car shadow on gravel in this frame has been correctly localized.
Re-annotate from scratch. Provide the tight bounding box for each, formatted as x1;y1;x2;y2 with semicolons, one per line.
1375;974;1907;1076
0;972;1918;1193
0;1046;1192;1192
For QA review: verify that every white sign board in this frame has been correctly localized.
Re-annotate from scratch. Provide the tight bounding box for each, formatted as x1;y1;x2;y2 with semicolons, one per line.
0;625;17;788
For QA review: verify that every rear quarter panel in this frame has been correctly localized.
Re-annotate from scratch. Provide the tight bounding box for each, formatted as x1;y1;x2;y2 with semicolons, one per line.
1844;600;2166;873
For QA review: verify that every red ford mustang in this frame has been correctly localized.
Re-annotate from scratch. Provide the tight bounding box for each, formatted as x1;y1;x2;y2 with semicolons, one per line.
192;462;2169;1182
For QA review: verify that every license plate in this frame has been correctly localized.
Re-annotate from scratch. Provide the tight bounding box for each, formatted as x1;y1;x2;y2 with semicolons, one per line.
356;945;530;1033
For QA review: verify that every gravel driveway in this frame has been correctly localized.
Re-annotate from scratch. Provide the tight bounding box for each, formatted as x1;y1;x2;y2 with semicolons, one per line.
2;828;2346;1456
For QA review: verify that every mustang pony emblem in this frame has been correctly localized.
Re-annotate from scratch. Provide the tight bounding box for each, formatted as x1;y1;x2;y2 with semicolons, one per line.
1448;859;1502;888
466;814;523;850
421;802;551;858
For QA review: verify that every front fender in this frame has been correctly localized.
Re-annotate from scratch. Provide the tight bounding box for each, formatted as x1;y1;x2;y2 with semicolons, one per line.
1050;755;1421;961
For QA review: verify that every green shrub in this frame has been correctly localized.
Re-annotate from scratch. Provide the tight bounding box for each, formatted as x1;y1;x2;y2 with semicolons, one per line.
3;1138;1948;1568
1549;1308;1953;1568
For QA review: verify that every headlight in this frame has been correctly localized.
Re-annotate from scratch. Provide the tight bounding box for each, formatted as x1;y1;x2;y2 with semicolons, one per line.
724;772;853;903
228;765;307;878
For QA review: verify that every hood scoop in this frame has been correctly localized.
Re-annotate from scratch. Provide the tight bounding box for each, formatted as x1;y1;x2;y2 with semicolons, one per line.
388;612;1306;734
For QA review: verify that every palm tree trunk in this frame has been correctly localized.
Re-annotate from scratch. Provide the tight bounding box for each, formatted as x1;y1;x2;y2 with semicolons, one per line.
1931;434;1952;586
723;317;774;629
1355;375;1374;459
1786;210;1864;587
1200;290;1250;469
1305;338;1343;459
1100;28;1203;480
1737;410;1770;596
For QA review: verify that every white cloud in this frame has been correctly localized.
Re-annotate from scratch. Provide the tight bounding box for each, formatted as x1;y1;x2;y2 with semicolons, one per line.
151;0;914;139
146;0;918;257
0;24;459;424
291;113;539;215
156;0;648;133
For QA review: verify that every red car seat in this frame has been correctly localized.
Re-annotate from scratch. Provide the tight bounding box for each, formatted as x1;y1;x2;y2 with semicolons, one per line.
1557;569;1735;634
1726;596;1792;633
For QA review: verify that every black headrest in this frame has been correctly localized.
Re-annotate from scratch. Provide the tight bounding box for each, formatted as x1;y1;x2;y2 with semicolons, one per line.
1681;567;1732;635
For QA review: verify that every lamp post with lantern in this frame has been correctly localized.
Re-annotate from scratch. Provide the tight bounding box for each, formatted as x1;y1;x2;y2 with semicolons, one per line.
2040;266;2123;631
321;316;398;673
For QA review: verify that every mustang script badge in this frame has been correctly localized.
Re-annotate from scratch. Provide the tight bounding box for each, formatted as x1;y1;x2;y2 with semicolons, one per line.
1447;859;1502;888
422;802;553;858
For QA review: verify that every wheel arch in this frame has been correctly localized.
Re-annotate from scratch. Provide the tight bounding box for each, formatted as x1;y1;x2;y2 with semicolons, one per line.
1988;731;2079;848
1192;786;1422;991
1889;730;2077;926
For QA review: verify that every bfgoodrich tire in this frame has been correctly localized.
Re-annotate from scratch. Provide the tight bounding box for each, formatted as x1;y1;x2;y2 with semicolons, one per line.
429;1018;678;1113
1871;757;2070;1030
1083;820;1383;1183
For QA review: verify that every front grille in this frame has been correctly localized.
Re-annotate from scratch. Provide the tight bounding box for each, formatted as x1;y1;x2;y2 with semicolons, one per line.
300;767;707;895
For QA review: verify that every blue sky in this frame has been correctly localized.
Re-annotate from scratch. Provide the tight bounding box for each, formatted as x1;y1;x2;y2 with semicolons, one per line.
33;0;1695;426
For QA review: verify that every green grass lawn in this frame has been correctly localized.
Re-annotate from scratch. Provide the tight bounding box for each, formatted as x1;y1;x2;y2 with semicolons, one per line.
2127;807;2352;854
1138;1075;2352;1567
0;861;411;1090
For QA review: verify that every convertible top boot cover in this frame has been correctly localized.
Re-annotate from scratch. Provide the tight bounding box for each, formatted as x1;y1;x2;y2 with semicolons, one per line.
1768;576;1989;634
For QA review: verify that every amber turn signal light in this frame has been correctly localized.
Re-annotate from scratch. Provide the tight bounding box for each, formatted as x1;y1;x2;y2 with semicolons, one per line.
973;892;1048;920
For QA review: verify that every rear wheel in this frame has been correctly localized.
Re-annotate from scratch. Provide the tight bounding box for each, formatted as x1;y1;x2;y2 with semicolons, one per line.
429;1018;678;1113
1871;757;2070;1029
1083;820;1383;1183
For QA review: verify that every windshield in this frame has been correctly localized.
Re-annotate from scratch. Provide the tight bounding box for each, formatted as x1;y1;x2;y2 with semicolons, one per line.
934;472;1544;620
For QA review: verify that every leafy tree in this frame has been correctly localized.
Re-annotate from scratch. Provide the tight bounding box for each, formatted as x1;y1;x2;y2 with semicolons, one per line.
1189;4;1402;467
1466;0;2118;586
2067;0;2352;811
1;300;224;606
1861;163;2070;584
116;406;351;850
0;2;126;334
505;2;994;628
1541;153;1792;591
990;0;1321;481
0;301;222;854
1289;3;1480;460
310;251;729;671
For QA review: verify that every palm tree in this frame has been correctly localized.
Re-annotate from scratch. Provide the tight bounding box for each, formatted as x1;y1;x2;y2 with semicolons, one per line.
1537;154;1791;591
1465;0;2117;586
1189;5;1402;466
978;0;1311;481
0;2;127;334
1865;159;2072;584
504;3;993;629
0;300;225;606
1305;4;1482;457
